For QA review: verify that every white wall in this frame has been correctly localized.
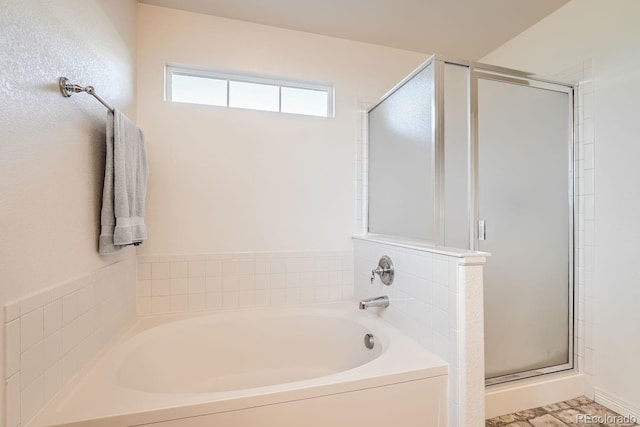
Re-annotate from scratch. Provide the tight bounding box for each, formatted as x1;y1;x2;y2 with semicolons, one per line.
136;4;426;255
0;0;138;422
483;0;640;415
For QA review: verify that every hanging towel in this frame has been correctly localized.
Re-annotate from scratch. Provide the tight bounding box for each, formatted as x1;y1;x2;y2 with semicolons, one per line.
99;109;149;254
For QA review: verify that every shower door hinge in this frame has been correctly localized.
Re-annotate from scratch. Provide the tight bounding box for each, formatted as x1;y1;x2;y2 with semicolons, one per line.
478;220;486;241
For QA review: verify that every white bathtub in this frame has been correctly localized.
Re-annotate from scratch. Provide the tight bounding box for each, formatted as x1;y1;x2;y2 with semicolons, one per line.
31;302;448;427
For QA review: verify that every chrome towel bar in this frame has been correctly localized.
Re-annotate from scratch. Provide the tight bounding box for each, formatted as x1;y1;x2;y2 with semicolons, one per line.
58;77;114;112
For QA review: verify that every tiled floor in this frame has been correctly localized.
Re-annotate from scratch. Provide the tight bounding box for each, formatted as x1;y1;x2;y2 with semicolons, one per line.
486;396;639;426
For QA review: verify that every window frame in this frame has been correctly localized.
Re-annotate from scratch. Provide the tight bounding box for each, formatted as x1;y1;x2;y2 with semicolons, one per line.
165;63;334;117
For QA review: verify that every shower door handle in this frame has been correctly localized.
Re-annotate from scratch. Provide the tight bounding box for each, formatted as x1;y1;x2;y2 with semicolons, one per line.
478;220;486;241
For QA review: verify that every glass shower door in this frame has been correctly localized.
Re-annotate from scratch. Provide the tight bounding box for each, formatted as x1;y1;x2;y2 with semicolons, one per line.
475;73;573;383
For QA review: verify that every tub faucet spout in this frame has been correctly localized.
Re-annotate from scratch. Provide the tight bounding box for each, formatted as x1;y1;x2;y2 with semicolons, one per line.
359;295;389;310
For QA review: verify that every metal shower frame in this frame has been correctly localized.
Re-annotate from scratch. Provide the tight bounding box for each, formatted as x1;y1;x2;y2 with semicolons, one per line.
367;54;577;386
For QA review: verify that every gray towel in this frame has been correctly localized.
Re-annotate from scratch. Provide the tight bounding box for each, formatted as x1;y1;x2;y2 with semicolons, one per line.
99;109;149;254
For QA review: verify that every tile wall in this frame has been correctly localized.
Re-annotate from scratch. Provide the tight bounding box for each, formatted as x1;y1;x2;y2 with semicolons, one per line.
355;97;377;235
3;258;136;427
353;236;487;427
136;251;354;315
553;61;595;395
580;64;595;396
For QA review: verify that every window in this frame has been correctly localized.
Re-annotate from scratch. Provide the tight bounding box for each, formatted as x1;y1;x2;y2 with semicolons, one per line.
166;64;334;117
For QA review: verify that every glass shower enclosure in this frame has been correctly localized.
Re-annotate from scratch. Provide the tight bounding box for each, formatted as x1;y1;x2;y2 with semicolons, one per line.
367;55;575;385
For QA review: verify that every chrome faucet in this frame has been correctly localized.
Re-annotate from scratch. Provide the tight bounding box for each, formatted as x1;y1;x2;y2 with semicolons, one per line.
359;295;389;310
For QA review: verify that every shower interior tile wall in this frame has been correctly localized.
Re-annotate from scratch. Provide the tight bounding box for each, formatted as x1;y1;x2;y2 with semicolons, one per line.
552;61;594;395
136;251;354;314
3;258;136;427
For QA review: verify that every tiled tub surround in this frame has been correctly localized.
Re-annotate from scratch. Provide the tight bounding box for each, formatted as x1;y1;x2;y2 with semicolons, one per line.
353;236;487;427
3;258;137;427
136;251;354;315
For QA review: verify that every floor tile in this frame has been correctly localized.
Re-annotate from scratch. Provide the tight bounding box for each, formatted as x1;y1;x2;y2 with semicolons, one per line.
541;402;571;413
486;396;639;427
518;408;548;419
575;396;592;406
549;408;586;426
528;414;570;427
494;413;526;424
562;399;582;408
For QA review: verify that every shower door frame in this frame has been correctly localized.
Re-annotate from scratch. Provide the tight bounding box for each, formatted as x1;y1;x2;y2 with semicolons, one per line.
365;55;577;386
466;63;577;386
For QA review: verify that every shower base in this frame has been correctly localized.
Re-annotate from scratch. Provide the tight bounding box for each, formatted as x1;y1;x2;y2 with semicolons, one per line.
485;371;585;419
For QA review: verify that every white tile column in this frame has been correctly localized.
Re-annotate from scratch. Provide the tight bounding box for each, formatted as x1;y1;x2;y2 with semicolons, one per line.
456;257;486;426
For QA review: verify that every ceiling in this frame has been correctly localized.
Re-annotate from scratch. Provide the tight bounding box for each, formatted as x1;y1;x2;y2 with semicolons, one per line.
139;0;568;60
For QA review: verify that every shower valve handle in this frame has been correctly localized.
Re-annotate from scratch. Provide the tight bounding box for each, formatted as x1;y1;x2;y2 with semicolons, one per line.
370;266;391;283
370;256;394;285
